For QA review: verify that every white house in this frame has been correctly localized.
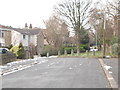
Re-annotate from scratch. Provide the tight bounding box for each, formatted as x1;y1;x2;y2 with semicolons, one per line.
11;29;38;47
11;28;44;56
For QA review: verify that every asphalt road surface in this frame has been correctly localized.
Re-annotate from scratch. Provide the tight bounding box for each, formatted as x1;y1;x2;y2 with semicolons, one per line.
2;58;110;88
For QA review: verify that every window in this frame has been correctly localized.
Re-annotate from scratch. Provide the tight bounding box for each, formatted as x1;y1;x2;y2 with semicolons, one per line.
23;35;26;39
2;32;4;38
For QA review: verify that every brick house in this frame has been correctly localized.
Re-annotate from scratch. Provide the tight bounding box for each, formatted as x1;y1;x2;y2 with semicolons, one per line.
0;25;12;47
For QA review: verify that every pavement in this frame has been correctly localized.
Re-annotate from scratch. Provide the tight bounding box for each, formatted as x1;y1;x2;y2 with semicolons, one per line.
101;58;118;89
2;57;111;88
102;58;118;84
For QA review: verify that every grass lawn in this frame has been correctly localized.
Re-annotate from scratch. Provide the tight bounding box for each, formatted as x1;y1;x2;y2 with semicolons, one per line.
59;51;118;58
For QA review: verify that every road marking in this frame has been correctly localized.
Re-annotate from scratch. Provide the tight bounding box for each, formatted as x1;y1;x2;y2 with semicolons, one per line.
99;59;118;88
1;60;48;76
109;71;113;74
69;67;73;70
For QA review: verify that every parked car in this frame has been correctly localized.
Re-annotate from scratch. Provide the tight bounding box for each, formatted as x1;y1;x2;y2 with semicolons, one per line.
0;48;9;54
90;47;98;52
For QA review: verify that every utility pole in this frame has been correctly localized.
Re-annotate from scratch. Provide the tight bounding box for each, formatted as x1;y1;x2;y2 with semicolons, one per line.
103;13;106;58
118;1;120;59
0;28;2;47
96;29;98;48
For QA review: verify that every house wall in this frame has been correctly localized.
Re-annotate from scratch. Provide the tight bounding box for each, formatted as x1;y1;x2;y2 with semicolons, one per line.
29;35;37;46
11;30;22;46
12;30;37;47
37;31;44;56
0;30;11;47
21;34;29;46
4;31;11;46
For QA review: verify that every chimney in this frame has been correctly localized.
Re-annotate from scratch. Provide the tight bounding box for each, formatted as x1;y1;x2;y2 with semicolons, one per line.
25;23;28;29
29;24;32;29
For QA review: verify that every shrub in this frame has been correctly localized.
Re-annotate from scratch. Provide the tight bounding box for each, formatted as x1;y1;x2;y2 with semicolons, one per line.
10;43;25;59
8;44;13;50
41;45;52;56
112;43;118;55
18;43;24;59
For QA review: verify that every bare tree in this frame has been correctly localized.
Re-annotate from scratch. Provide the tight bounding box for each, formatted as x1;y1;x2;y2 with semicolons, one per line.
44;15;69;53
89;0;119;54
54;0;92;54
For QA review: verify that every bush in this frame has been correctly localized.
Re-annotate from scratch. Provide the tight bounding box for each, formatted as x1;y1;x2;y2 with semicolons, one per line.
8;44;13;50
80;47;86;52
10;43;25;59
80;44;90;50
112;43;118;55
41;45;52;56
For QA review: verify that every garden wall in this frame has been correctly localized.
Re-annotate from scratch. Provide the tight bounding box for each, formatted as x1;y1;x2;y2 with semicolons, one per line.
0;52;17;65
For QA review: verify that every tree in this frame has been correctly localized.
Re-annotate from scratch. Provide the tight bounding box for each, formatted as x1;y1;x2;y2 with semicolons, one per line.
89;0;119;54
17;43;24;59
54;0;92;53
44;15;69;54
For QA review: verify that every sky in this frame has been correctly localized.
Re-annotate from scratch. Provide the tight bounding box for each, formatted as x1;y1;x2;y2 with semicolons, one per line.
0;0;61;28
0;0;113;29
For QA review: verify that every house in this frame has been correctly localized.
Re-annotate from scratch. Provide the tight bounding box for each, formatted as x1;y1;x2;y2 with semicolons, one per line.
11;27;44;56
0;25;12;47
0;24;45;57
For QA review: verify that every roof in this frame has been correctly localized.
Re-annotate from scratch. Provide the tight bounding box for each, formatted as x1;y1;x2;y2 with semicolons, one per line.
0;24;13;29
13;28;41;35
0;24;13;31
0;24;42;35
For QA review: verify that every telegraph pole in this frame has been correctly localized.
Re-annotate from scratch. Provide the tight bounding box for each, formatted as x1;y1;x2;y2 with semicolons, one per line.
118;1;120;58
103;13;106;58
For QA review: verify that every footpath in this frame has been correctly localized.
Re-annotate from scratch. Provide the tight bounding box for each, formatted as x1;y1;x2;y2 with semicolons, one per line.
99;58;118;89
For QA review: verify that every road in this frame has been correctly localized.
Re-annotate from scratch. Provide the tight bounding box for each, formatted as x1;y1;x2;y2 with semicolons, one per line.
2;58;110;88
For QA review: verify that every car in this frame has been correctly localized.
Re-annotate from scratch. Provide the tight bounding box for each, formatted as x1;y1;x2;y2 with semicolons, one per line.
0;48;9;54
90;47;98;52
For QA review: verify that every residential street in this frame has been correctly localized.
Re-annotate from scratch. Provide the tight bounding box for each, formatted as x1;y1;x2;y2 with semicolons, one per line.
2;58;111;88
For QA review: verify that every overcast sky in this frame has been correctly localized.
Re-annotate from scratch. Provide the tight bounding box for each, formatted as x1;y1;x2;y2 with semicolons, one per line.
0;0;113;28
0;0;61;28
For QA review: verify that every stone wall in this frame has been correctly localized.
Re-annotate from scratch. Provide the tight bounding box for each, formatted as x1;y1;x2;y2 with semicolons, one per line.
0;52;17;65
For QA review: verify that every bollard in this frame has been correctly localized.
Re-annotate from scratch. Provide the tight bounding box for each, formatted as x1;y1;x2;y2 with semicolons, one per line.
86;50;88;56
77;49;80;56
71;49;74;55
93;51;95;56
58;50;60;56
47;52;49;57
64;49;67;55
